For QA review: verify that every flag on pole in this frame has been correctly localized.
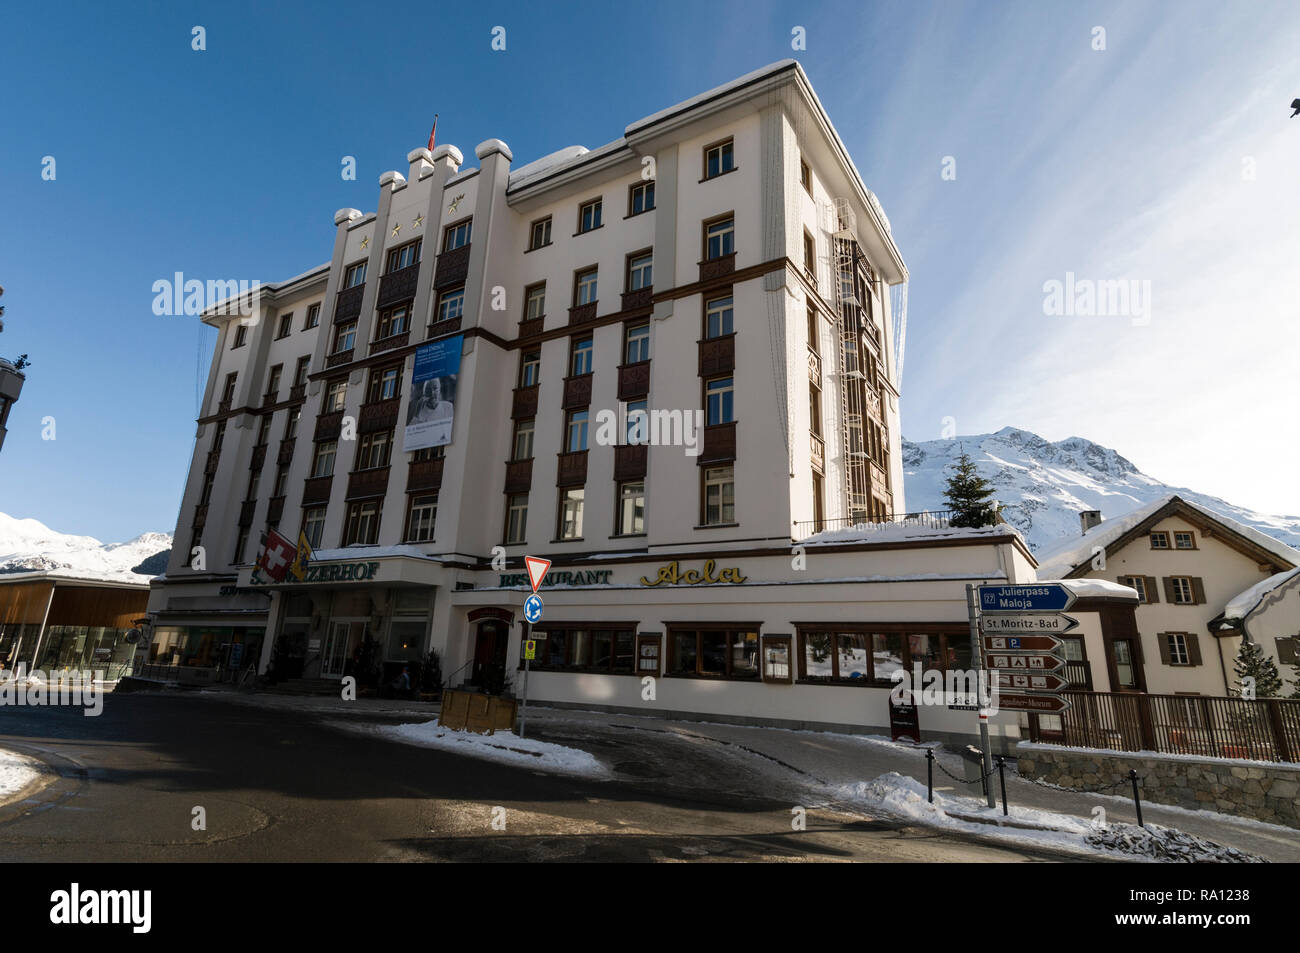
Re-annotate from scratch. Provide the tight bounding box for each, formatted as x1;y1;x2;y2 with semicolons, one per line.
257;528;297;583
427;114;438;152
289;532;314;582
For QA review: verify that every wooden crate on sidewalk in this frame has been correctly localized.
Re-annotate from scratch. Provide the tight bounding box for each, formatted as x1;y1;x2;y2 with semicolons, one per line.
438;688;517;735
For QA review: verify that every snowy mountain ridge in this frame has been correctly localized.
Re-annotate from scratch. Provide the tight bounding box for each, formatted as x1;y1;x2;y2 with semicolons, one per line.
903;427;1300;556
0;513;171;577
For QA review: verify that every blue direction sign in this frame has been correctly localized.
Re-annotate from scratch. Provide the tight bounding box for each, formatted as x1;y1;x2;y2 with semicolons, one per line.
979;583;1075;614
523;594;544;624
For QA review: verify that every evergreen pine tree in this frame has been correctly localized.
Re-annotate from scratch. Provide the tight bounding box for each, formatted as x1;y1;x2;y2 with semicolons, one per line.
1232;637;1284;698
942;451;999;528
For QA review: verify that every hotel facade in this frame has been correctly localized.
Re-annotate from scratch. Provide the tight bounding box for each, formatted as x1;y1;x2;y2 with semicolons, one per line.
146;61;1091;743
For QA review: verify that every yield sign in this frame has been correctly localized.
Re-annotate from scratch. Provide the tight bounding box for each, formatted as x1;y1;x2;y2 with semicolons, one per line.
524;556;551;593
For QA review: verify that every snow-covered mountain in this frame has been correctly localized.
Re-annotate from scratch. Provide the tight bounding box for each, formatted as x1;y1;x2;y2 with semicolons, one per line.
0;513;171;578
903;427;1300;556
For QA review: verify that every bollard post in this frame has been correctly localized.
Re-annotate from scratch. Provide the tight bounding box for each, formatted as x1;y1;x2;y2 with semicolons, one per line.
926;748;934;803
996;755;1008;816
1129;769;1143;828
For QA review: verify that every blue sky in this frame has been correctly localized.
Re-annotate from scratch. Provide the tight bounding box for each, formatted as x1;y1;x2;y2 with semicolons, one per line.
0;0;1296;542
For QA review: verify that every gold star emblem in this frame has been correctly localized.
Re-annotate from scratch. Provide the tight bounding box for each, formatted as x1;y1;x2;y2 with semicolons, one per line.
360;236;369;249
413;214;425;228
391;223;401;237
448;193;464;215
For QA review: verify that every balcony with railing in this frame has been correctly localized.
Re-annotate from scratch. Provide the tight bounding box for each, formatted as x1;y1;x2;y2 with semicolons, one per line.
791;510;954;540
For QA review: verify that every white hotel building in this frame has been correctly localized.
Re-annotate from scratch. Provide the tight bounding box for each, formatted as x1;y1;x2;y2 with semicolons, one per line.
146;61;1101;744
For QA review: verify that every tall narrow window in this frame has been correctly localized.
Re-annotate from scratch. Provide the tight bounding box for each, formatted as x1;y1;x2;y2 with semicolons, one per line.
375;303;410;340
529;217;552;250
566;410;589;452
629;181;655;215
624;322;650;364
505;494;529;544
627;251;653;291
304;303;321;329
524;283;546;320
704;139;735;179
294;355;311;388
706;377;734;425
574;267;598;306
265;365;282;399
578;199;602;233
312;440;337;478
519;348;541;388
406;494;438;542
512;418;535;461
343;499;382;545
617;481;646;535
302;507;327;548
570;336;594;376
705;295;733;339
558;487;585;540
325;379;347;413
333;321;356;354
703;465;735;525
706;217;735;260
435;286;464;324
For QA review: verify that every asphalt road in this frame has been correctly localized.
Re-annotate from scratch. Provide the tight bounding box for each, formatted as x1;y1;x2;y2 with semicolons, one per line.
0;693;1079;862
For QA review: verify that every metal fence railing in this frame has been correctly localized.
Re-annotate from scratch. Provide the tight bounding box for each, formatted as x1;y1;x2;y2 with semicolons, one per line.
1050;691;1300;763
792;510;954;539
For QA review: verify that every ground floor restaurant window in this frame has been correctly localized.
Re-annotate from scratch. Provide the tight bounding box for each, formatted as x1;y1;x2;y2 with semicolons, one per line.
666;626;760;679
527;625;636;673
795;627;970;685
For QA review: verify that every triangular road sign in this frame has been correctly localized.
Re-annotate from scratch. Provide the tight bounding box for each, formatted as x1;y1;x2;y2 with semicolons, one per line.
525;556;551;593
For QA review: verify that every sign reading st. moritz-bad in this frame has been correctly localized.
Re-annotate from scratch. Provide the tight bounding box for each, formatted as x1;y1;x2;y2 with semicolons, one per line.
978;584;1075;613
982;634;1064;654
982;614;1079;634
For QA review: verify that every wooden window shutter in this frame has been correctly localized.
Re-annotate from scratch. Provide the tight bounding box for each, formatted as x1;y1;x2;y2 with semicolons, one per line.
1162;576;1176;603
1186;633;1202;666
1192;577;1206;605
1145;576;1159;604
1157;633;1172;665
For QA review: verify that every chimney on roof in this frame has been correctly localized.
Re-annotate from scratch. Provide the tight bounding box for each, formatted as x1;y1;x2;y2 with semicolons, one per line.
1080;510;1103;534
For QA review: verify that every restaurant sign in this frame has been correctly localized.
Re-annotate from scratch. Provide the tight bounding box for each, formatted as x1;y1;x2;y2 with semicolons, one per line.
640;560;746;587
498;569;613;588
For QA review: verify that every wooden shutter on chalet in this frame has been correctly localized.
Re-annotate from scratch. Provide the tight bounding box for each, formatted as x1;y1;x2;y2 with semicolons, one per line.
1191;577;1206;605
1162;577;1176;603
1157;634;1172;665
1145;576;1159;603
1186;633;1203;665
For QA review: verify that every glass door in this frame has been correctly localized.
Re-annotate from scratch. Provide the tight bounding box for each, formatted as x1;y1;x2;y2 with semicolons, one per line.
322;621;351;678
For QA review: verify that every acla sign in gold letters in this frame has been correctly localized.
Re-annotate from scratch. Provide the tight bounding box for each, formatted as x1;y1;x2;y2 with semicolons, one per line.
639;559;746;587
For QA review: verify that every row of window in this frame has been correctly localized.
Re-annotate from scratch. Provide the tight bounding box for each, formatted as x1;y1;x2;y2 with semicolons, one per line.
524;136;738;253
520;625;961;684
1118;574;1207;606
502;464;735;546
1150;530;1197;550
230;303;322;350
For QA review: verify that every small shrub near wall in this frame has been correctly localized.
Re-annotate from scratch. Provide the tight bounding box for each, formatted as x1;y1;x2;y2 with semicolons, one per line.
1017;744;1300;830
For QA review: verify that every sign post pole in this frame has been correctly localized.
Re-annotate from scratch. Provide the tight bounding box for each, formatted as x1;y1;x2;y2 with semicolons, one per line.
967;583;996;809
520;637;531;739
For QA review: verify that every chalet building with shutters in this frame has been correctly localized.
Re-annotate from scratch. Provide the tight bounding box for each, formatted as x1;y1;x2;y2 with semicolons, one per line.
1035;496;1300;698
145;60;1132;744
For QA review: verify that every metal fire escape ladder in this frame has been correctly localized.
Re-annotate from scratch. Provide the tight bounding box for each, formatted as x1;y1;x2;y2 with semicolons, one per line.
829;198;871;525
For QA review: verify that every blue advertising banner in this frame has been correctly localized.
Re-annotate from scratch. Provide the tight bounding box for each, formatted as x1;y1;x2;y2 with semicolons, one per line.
404;334;463;451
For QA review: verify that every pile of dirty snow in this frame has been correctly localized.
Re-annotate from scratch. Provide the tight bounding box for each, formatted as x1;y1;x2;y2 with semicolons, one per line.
354;719;609;779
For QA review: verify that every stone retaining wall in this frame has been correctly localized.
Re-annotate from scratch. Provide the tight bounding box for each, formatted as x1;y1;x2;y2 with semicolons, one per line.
1016;744;1300;829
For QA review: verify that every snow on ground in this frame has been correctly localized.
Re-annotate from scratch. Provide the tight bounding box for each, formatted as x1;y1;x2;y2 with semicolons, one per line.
834;772;1262;862
0;748;41;800
345;719;610;779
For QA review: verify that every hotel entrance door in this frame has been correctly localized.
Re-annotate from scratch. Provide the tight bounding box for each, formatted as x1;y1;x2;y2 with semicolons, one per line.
322;620;364;678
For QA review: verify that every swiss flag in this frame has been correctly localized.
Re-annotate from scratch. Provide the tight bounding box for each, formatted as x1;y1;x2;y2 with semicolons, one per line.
524;556;551;593
258;529;297;582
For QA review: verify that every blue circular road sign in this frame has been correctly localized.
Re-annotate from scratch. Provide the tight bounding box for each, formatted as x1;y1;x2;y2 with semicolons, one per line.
523;593;544;624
